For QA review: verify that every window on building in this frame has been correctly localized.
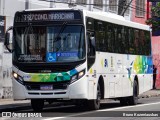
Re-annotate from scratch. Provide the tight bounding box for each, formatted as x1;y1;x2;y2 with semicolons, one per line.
94;0;103;8
109;0;118;13
124;0;130;15
76;0;86;5
136;0;145;17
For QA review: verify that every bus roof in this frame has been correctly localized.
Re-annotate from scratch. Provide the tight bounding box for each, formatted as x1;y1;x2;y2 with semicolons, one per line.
23;8;75;12
19;8;150;31
83;10;150;31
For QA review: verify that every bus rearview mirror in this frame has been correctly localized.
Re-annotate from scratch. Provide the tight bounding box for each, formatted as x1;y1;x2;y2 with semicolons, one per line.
4;26;13;53
4;33;10;45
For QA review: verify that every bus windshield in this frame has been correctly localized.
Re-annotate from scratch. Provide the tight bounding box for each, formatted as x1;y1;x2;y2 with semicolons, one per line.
14;25;85;63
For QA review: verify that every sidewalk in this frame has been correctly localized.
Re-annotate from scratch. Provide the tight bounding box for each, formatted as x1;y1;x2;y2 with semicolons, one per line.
0;89;160;112
138;89;160;98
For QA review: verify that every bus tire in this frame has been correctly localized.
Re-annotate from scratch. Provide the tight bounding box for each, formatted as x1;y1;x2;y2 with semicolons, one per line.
88;83;101;110
128;80;138;105
31;99;44;112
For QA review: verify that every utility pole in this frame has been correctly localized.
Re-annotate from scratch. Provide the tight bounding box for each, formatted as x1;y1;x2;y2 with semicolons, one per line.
68;0;76;8
118;0;127;15
88;0;92;11
50;0;55;8
0;0;1;15
25;0;29;10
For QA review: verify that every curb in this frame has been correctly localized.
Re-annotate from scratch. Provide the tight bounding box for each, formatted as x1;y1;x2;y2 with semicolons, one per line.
139;93;160;99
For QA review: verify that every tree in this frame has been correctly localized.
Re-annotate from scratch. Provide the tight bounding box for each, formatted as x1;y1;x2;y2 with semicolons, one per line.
146;2;160;31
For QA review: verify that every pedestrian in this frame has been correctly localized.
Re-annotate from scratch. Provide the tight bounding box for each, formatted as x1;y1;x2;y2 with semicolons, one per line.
153;65;157;89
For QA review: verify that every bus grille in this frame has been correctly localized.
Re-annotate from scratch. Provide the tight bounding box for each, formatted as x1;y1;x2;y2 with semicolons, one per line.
24;81;69;90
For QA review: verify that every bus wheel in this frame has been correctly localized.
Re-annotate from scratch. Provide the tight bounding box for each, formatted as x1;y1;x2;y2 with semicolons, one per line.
88;83;101;110
31;99;44;112
128;80;138;105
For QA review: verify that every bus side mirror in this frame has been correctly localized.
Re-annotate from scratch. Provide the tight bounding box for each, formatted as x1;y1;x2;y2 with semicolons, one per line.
4;26;13;53
5;33;10;45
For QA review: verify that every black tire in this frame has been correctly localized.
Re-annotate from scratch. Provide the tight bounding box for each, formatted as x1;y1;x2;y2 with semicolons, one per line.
128;80;138;105
31;99;44;112
88;83;101;110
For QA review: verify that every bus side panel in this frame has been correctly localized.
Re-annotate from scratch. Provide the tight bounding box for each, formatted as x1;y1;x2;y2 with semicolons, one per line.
95;52;125;98
130;55;153;95
123;54;133;97
94;52;111;98
115;54;123;97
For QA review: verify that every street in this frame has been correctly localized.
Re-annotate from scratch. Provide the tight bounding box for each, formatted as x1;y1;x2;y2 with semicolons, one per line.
1;97;160;120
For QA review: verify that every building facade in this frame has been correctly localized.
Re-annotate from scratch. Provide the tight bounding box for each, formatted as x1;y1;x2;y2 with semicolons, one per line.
131;0;160;89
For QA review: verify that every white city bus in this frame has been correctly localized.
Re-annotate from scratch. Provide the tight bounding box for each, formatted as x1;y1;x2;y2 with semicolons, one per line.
5;8;153;111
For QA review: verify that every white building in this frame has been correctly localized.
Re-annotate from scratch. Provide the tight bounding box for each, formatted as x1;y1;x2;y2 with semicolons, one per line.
0;0;131;98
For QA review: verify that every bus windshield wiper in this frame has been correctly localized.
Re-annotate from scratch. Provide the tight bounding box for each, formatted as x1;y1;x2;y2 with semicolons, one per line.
53;21;67;43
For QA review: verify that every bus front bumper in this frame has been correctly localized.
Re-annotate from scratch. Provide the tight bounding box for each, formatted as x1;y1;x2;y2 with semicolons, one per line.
12;77;88;100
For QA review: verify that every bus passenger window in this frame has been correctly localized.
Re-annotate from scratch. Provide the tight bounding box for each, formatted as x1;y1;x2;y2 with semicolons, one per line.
107;24;114;52
124;27;129;54
128;28;135;54
139;30;145;55
117;26;122;53
145;31;151;55
134;30;139;54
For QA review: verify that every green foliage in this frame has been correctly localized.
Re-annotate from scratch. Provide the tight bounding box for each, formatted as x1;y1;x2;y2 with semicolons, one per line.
146;2;160;30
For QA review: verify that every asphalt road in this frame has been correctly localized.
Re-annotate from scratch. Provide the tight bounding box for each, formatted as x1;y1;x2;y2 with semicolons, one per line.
1;97;160;120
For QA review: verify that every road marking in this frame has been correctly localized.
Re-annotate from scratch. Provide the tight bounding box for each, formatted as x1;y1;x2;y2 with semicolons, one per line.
44;117;67;120
43;101;160;120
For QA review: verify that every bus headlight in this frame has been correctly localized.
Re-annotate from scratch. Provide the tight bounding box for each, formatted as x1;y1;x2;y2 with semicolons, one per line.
13;72;18;79
12;72;24;85
78;70;85;79
71;69;85;84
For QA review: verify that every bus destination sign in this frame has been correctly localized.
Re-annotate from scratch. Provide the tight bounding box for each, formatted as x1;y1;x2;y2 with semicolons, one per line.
15;11;82;22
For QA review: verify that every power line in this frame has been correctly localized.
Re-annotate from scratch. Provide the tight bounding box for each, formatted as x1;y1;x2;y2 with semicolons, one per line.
38;0;153;16
120;0;133;16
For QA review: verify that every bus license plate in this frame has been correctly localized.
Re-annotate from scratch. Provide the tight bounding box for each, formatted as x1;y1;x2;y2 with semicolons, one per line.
40;85;53;90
